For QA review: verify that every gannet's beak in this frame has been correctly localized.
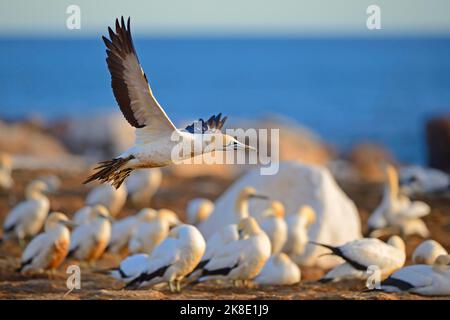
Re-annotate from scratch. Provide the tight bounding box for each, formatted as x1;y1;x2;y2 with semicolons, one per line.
60;220;78;229
250;194;269;200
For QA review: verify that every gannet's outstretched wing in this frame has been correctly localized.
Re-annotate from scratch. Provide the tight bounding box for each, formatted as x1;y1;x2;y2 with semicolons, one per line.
102;17;176;134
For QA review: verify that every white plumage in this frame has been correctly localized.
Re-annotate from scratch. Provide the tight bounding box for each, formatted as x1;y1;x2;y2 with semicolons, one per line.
198;217;271;286
413;240;448;265
68;205;112;262
109;253;151;282
73;206;94;225
186;198;214;225
283;205;316;265
315;235;406;282
2;181;50;241
380;255;450;296
85;183;127;217
18;212;73;272
122;224;206;292
109;208;157;254
258;201;287;254
254;253;301;285
125;168;162;207
128;209;180;254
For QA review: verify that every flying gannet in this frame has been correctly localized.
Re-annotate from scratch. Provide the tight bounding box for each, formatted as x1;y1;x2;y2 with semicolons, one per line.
379;254;450;296
312;235;406;282
367;163;430;237
128;208;180;254
2;181;50;244
123;224;206;292
412;239;448;265
254;253;301;286
84;17;253;189
125;168;162;207
17;212;74;273
258;201;287;254
85;183;127;217
107;208;157;254
283;205;316;264
67;205;112;263
186;198;215;226
198;217;271;287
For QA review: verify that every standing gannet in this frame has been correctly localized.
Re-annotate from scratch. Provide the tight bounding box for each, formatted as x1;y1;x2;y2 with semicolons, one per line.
413;240;448;265
2;181;50;243
109;208;157;254
85;183;127;217
313;235;406;282
67;205;112;262
283;205;316;264
123;224;206;291
17;212;74;273
125;168;162;207
258;201;287;254
0;152;13;191
367;163;430;237
83;17;253;189
254;253;301;286
379;254;450;296
198;217;271;287
186;198;215;226
128;209;180;254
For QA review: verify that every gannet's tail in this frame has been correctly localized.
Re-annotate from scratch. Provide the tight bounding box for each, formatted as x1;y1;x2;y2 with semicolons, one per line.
83;155;135;189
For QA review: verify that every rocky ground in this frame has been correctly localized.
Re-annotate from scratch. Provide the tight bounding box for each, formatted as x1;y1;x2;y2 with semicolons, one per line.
0;168;449;300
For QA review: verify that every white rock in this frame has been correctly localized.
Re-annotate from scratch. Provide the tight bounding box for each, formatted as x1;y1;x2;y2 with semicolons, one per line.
198;161;362;268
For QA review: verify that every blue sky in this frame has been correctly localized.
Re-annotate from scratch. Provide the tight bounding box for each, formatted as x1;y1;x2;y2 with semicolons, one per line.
1;0;450;37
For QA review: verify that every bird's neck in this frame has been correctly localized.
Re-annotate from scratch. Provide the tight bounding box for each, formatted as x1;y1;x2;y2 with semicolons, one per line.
236;197;249;219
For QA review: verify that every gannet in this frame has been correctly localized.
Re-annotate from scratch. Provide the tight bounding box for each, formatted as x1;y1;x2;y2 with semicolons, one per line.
108;253;150;282
0;152;13;191
67;205;112;262
123;224;206;291
125;168;162;207
37;174;61;193
379;254;450;296
108;208;157;254
234;187;268;220
198;217;271;287
399;165;450;196
85;183;127;217
258;201;287;254
187;224;239;282
413;240;448;265
2;181;50;243
367;164;430;237
128;208;180;254
283;205;316;264
73;206;94;225
186;198;215;225
313;235;406;282
84;17;253;189
254;253;301;286
17;212;74;273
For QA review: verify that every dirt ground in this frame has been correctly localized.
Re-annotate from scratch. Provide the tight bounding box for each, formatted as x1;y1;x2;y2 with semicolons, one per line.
0;168;449;300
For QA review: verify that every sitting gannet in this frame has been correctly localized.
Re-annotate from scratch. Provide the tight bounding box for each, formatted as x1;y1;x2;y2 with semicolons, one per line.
108;208;157;254
17;212;74;273
128;209;180;254
84;17;253;189
186;198;215;226
368;163;430;237
258;201;287;254
313;235;406;282
187;224;239;282
123;224;206;292
413;240;448;265
108;253;151;282
198;217;271;287
254;253;301;286
2;181;50;243
283;205;316;264
0;152;13;191
379;254;450;296
68;205;112;262
85;183;127;217
125;168;162;207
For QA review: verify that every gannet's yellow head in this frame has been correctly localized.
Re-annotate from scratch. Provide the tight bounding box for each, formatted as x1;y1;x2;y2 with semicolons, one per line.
237;217;262;238
298;205;316;226
25;180;49;199
238;187;268;202
45;212;76;231
387;235;405;252
158;209;181;228
136;208;158;222
90;204;113;222
0;152;12;170
220;134;255;152
435;254;450;266
263;201;285;218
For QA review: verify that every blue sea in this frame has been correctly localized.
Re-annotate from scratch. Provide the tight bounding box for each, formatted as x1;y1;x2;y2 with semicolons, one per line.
1;37;450;164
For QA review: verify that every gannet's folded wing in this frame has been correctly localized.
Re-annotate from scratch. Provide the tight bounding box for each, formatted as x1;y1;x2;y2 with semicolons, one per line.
102;17;176;133
20;233;47;266
4;200;36;231
381;265;433;291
